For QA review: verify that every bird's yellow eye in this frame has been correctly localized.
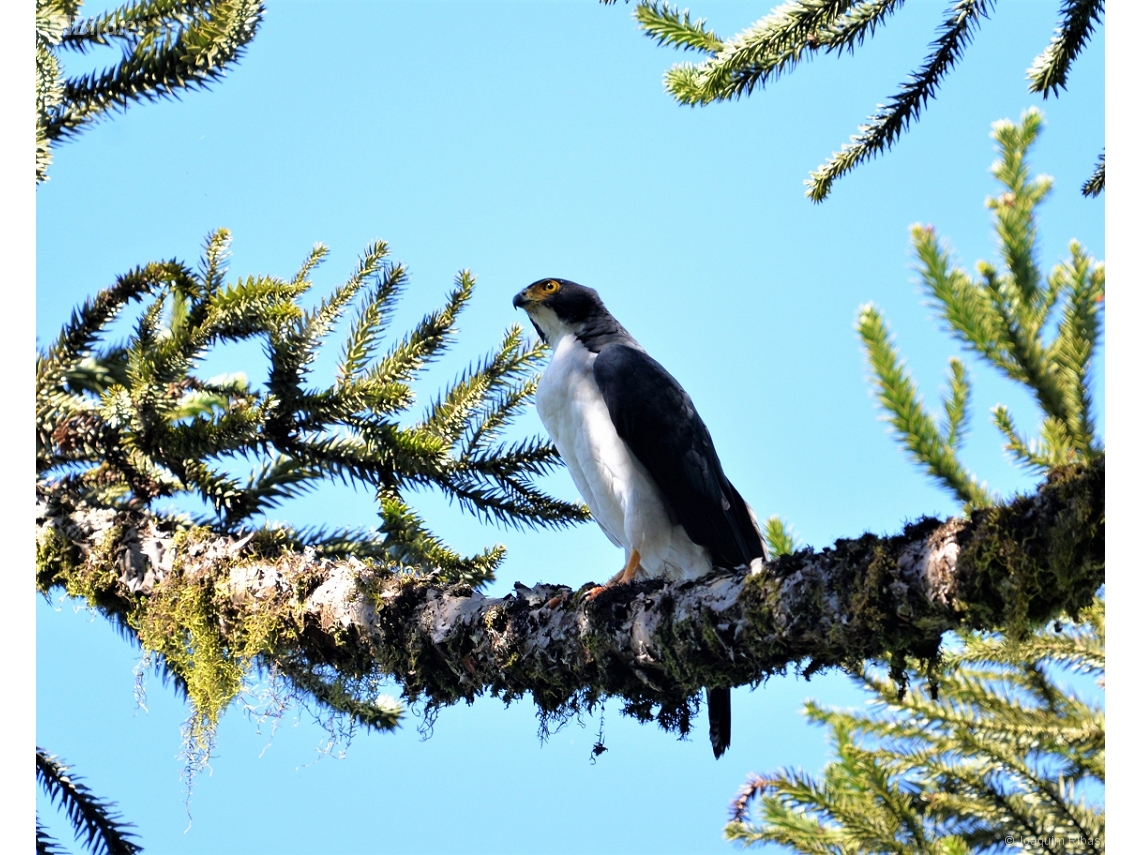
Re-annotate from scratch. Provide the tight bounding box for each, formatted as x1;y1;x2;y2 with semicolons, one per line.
544;280;559;293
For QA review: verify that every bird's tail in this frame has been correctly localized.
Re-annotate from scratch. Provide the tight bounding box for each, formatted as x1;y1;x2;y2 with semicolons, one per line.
708;686;731;759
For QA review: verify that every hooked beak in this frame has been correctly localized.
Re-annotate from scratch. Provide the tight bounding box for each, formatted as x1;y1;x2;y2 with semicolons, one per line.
512;290;530;309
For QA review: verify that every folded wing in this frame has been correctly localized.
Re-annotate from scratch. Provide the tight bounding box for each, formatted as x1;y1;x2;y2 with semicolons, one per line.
592;344;766;569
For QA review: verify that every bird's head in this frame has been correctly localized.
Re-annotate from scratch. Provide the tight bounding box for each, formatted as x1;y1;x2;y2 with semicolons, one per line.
512;278;606;344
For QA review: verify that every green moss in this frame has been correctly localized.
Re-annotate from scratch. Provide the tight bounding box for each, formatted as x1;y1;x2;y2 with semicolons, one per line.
483;605;507;633
736;522;949;697
134;579;241;758
958;457;1104;637
52;523;128;612
128;531;303;767
36;523;80;593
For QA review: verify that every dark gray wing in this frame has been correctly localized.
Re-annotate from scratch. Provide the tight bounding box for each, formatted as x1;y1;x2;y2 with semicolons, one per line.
592;344;766;568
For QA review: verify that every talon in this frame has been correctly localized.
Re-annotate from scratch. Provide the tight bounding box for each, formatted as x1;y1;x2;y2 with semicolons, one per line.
585;550;641;601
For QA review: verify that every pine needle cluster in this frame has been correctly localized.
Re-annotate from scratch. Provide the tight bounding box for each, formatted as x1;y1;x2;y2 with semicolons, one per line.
763;516;800;558
37;229;587;588
857;109;1103;511
37;748;143;855
36;0;264;182
617;0;1103;200
725;597;1104;853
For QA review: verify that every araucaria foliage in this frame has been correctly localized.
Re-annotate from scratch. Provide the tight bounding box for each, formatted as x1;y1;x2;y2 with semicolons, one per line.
621;0;1103;199
37;229;586;758
857;109;1103;511
726;597;1104;853
36;0;264;183
37;747;143;855
724;108;1106;855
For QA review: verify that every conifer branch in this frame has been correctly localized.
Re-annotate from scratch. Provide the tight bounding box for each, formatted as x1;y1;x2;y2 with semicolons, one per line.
762;516;799;558
36;819;69;855
857;304;991;508
635;1;722;54
818;0;905;53
870;112;1102;498
61;1;221;50
725;598;1104;851
941;357;969;451
39;263;177;386
991;405;1058;471
37;457;1104;747
911;227;1016;374
625;0;1099;199
49;1;262;139
37;232;583;594
807;0;990;201
1027;0;1104;98
1082;151;1104;197
36;748;143;855
272;659;403;732
36;0;263;182
653;0;865;104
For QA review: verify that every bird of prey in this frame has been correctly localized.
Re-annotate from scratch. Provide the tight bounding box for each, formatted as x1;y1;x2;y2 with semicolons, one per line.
513;277;767;758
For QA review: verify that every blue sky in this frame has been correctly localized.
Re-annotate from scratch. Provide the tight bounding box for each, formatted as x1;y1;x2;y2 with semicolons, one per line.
36;2;1105;853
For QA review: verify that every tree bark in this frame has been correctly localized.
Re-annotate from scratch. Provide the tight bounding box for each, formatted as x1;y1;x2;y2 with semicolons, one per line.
36;457;1103;734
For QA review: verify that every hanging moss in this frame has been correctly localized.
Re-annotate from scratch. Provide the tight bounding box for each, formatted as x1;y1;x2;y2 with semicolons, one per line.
133;578;243;759
35;520;305;765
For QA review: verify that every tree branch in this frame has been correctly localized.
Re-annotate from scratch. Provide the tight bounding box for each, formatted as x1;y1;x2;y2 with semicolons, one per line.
37;457;1103;735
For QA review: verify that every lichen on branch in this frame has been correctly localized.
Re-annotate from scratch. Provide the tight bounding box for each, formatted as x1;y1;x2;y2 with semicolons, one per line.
37;456;1104;742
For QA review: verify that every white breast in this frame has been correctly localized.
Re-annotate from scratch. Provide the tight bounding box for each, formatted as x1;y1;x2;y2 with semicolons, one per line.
536;334;712;581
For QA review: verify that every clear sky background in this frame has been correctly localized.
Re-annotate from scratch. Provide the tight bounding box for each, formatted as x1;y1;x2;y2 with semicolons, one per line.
36;2;1105;853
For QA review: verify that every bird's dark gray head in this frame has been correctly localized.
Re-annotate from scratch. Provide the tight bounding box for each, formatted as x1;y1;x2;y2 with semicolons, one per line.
512;278;603;322
512;278;633;351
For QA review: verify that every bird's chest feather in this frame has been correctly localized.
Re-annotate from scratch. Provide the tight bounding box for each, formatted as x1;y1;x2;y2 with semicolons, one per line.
535;336;601;442
536;337;645;546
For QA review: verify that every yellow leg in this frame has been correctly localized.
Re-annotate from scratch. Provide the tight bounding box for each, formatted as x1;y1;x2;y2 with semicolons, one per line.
586;549;641;600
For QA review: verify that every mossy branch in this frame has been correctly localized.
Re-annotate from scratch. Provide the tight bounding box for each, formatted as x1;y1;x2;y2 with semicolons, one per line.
37;457;1103;740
